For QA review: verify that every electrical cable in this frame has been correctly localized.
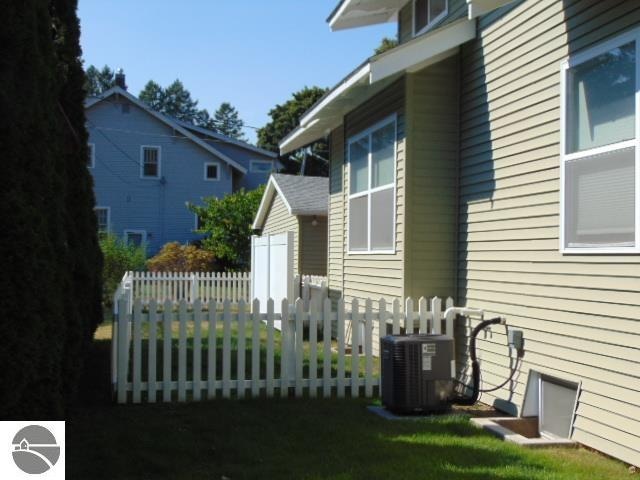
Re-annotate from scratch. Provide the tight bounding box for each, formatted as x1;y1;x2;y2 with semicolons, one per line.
88;120;144;169
479;355;523;393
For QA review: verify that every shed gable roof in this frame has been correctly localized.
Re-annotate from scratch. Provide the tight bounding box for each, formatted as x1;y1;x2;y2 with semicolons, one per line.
253;174;329;230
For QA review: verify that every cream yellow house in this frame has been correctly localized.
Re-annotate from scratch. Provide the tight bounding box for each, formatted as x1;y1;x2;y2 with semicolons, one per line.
281;0;640;467
253;173;328;276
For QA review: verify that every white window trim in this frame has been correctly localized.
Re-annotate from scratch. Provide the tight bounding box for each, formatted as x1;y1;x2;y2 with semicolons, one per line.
250;159;274;173
347;114;397;255
124;229;147;246
560;28;640;254
412;0;448;38
194;212;204;231
140;145;161;179
88;143;95;168
94;206;110;233
203;161;221;181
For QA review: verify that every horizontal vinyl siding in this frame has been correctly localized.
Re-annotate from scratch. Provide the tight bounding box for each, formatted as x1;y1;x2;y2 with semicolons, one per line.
342;79;406;306
458;0;640;467
328;126;345;299
405;55;459;300
299;216;328;276
261;195;300;274
87;99;233;254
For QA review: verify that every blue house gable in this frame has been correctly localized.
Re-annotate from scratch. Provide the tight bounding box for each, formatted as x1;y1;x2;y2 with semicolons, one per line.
177;121;280;191
86;85;277;254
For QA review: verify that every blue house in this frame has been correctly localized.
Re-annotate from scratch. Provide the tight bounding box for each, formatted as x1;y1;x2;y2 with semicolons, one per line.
85;79;278;254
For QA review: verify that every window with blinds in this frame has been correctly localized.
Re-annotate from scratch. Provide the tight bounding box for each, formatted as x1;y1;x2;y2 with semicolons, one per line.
348;116;396;253
141;146;161;178
562;30;639;252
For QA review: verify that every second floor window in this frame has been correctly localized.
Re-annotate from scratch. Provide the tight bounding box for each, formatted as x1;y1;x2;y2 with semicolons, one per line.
250;160;273;173
204;162;220;181
414;0;447;36
141;146;161;178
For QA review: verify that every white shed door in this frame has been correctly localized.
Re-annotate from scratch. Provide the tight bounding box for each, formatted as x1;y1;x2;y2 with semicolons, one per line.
251;232;293;314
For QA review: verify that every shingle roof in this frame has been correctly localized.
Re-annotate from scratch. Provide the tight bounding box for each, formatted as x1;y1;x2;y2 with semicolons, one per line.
271;174;328;215
252;174;329;230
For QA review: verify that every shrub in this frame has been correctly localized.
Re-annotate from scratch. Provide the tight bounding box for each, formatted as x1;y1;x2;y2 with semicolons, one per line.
147;242;216;272
100;234;146;306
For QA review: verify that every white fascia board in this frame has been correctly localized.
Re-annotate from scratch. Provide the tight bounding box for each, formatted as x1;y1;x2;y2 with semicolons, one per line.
328;0;404;31
86;87;248;174
300;63;370;128
251;175;294;230
279;64;371;154
370;18;477;83
466;0;515;19
252;177;277;230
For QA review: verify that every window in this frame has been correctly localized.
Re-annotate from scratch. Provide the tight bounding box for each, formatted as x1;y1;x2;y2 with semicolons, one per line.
203;162;220;181
413;0;447;36
250;160;274;173
88;143;95;168
140;146;161;178
348;116;396;253
124;230;146;247
561;30;640;253
194;213;205;230
94;207;109;233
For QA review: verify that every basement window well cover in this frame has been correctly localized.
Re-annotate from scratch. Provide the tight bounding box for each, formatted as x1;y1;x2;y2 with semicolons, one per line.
523;371;580;439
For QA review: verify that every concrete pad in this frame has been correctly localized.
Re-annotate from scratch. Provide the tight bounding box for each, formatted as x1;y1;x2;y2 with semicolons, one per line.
471;417;576;448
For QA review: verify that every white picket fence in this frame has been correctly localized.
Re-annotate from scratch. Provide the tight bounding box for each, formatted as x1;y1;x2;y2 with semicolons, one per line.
115;271;251;310
295;275;328;311
112;295;459;404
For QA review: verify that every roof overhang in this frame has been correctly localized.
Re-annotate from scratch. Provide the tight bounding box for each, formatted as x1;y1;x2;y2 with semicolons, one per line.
252;176;292;230
466;0;515;19
280;18;476;154
86;87;248;174
327;0;407;31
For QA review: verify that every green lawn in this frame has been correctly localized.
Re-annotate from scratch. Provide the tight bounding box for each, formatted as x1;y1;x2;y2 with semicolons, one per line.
68;330;631;479
97;320;378;402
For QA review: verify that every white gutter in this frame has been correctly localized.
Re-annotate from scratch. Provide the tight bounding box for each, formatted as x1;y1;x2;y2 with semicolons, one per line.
280;18;477;155
300;63;370;128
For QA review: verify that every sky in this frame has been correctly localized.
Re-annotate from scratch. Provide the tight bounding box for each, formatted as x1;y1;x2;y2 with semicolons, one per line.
78;1;396;143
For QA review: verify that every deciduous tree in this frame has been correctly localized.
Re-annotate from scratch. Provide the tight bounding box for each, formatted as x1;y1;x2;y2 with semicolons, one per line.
257;86;329;175
189;186;264;271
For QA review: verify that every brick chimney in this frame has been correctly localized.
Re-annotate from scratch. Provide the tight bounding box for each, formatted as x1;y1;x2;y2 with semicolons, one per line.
115;68;127;90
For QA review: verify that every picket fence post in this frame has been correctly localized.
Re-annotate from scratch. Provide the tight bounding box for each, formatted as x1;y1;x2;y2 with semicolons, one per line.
112;293;461;404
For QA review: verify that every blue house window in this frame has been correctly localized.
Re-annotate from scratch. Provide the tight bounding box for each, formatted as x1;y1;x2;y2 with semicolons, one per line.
124;230;146;247
141;146;161;178
250;160;273;173
94;207;109;233
88;143;95;168
204;162;220;181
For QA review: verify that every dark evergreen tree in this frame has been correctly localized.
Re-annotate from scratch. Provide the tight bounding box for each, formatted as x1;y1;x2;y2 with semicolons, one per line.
84;65;116;95
138;80;164;111
212;102;246;140
0;0;102;418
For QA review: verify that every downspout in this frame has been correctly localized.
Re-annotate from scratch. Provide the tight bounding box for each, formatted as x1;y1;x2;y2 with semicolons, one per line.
453;48;462;304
